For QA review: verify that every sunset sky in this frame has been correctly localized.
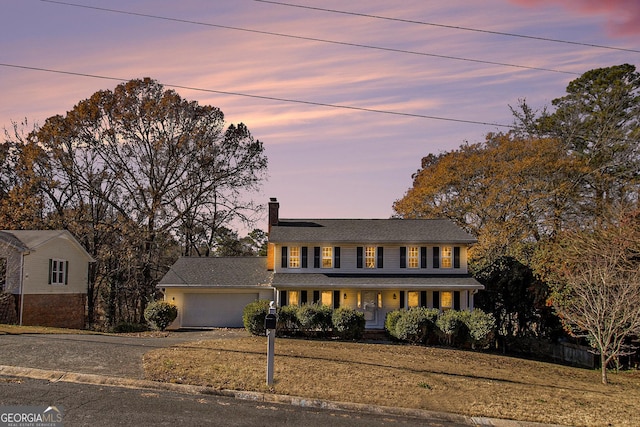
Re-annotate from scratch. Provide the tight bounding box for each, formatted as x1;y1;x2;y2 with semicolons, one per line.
1;0;638;229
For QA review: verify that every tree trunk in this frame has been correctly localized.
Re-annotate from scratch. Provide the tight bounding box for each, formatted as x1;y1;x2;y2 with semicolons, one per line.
601;352;608;385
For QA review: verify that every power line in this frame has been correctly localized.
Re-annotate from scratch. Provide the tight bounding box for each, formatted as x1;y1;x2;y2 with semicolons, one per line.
0;63;513;128
254;0;640;54
37;0;579;75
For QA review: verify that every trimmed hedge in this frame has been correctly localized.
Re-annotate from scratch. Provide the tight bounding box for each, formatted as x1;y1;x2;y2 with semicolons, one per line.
242;299;271;336
144;301;178;331
385;307;495;350
332;307;366;340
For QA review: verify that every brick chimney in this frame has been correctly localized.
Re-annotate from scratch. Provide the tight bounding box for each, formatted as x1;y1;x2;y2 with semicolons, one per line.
268;197;279;234
266;198;279;271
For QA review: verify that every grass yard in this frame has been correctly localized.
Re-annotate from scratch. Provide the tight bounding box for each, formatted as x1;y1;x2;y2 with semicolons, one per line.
143;336;640;427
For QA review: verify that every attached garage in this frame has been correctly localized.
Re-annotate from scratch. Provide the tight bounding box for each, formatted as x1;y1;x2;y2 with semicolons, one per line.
181;292;260;328
157;257;274;330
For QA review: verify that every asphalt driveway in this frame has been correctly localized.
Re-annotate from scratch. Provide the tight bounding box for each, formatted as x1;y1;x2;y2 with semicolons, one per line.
0;329;248;379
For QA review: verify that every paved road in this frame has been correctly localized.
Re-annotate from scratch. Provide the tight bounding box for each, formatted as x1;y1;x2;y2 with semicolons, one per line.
0;376;466;427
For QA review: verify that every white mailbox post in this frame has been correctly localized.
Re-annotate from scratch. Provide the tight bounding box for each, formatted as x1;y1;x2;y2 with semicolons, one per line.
264;301;277;386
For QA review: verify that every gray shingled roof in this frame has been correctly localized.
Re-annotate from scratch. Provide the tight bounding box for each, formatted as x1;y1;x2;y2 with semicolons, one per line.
158;257;273;288
272;273;483;289
269;218;477;244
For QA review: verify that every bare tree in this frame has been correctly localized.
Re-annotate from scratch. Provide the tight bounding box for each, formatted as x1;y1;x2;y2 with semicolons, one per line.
540;209;640;384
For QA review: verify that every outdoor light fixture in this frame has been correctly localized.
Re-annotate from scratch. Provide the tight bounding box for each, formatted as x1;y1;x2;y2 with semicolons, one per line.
393;293;397;300
343;293;347;300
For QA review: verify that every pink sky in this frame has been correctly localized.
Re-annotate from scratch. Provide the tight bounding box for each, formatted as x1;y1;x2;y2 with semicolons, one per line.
1;0;638;232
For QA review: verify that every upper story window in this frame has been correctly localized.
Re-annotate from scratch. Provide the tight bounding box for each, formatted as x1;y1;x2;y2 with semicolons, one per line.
441;247;453;268
322;247;333;268
49;259;68;285
408;247;419;268
289;247;300;268
365;246;376;268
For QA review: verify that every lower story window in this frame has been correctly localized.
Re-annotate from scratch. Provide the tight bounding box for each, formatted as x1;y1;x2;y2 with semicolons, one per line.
321;290;333;306
407;291;419;308
288;291;299;306
440;291;453;309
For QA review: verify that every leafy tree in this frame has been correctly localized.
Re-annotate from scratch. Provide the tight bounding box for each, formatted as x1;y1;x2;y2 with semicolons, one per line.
475;257;561;350
514;64;640;220
537;209;640;384
393;133;582;269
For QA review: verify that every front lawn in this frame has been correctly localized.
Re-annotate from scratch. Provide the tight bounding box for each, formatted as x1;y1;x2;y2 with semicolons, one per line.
143;336;640;426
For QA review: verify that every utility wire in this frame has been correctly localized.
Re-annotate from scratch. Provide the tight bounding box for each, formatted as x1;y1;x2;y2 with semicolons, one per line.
37;0;579;75
0;63;513;128
254;0;640;54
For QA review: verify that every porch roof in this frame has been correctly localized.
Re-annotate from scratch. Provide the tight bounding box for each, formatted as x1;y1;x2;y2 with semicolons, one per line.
272;273;484;290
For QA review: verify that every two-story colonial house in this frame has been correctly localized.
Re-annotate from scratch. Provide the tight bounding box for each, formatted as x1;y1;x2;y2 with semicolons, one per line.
159;198;483;330
266;198;483;329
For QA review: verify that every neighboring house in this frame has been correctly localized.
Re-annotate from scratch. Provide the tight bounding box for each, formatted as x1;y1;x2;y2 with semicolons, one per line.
0;230;94;329
158;257;274;329
267;198;484;329
157;198;484;330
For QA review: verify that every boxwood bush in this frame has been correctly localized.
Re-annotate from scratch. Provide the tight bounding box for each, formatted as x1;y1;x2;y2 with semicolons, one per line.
277;304;300;335
144;301;178;331
435;309;468;346
393;307;439;344
242;299;271;336
332;307;365;340
463;309;496;349
297;303;333;337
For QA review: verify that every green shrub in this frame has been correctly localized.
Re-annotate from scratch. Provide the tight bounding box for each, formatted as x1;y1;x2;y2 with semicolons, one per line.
463;309;496;349
436;309;467;346
243;299;271;336
143;301;178;331
297;303;333;336
332;307;365;340
277;304;300;334
384;310;404;340
112;321;149;333
394;307;439;344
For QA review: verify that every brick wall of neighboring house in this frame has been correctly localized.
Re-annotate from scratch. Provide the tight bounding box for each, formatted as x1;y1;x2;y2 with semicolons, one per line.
19;294;86;329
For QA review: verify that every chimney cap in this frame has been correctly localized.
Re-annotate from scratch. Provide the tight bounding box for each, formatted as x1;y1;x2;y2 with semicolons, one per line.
269;197;278;202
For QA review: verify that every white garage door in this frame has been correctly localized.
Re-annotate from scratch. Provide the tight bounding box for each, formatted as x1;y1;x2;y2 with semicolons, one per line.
182;293;259;328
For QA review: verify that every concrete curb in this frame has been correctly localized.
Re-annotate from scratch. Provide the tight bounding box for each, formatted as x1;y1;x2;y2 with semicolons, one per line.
0;365;560;427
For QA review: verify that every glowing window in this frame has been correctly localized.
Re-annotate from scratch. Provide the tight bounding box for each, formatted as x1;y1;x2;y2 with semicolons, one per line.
365;247;376;268
441;247;453;268
322;247;333;268
288;291;299;306
321;291;333;306
408;247;419;268
441;291;453;309
377;292;383;308
408;291;420;308
289;247;300;268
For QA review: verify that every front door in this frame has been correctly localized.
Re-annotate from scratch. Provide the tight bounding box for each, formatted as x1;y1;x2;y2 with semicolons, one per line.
362;291;379;328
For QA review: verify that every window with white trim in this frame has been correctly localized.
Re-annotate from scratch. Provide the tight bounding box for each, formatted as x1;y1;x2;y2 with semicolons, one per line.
289;247;300;268
288;291;299;306
408;291;420;308
408;247;419;268
365;246;376;268
441;291;453;309
441;247;453;268
321;291;333;307
49;259;68;285
322;247;333;268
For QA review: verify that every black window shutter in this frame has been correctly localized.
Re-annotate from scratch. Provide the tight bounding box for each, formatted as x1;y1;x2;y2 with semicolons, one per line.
356;247;363;268
433;291;440;309
280;290;287;306
454;291;460;310
399;247;407;268
301;290;308;304
433;246;440;269
420;291;427;307
301;247;308;268
313;247;320;268
420;247;427;269
399;291;405;309
64;261;69;285
281;246;288;268
454;247;461;269
48;259;52;285
313;290;320;304
333;290;340;309
377;246;384;269
334;247;341;269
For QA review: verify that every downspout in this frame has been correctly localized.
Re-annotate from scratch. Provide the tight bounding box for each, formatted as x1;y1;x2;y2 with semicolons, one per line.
18;252;26;326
